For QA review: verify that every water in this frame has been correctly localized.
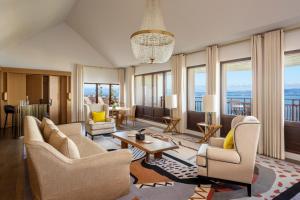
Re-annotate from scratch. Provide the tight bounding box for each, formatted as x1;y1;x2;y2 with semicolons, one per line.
195;88;300;104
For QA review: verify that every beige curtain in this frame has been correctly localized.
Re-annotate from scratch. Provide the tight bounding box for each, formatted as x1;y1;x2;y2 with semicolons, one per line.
171;54;186;133
76;64;84;122
262;30;285;159
118;68;125;106
206;46;220;129
125;66;135;107
251;34;264;154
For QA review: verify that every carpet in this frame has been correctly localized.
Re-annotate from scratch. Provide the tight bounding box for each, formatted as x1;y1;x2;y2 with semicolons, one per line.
93;127;300;200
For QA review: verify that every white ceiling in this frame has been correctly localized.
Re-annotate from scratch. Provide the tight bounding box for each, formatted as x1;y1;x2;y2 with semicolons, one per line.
2;0;300;67
0;0;76;48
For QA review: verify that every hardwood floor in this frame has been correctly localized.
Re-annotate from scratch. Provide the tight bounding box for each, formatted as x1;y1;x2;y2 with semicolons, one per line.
0;129;24;200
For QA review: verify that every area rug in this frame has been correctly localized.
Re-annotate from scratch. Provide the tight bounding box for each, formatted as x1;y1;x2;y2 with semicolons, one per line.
94;130;300;200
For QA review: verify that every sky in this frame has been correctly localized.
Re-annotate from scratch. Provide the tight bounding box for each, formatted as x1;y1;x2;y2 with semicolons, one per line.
194;65;300;92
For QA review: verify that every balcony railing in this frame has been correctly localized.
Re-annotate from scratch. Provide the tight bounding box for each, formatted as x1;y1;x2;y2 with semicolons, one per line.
194;96;300;122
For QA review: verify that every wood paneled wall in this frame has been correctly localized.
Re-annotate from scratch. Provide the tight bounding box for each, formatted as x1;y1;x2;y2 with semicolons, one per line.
0;67;72;127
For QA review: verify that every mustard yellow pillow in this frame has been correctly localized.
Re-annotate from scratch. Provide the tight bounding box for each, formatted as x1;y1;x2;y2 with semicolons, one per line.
92;111;106;122
223;129;234;149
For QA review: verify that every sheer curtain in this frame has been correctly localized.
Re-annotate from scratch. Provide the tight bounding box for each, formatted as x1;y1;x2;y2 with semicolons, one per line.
206;45;220;131
118;68;125;106
251;34;264;154
263;30;285;159
125;66;135;108
76;64;84;121
171;54;186;132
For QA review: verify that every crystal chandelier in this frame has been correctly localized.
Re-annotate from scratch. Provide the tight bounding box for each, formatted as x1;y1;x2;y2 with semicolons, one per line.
130;0;175;64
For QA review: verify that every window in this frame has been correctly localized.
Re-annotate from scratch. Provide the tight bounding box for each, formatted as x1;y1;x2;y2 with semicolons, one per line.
98;84;110;104
187;65;206;112
284;52;300;122
135;76;143;105
134;71;172;121
221;59;252;116
83;83;120;105
84;84;97;104
144;75;152;107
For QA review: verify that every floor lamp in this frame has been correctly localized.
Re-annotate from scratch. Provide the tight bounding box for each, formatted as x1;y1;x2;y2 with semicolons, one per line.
203;95;217;125
165;94;177;118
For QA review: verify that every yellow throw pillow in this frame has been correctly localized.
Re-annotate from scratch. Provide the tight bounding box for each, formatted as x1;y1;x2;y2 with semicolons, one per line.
223;129;234;149
92;111;106;122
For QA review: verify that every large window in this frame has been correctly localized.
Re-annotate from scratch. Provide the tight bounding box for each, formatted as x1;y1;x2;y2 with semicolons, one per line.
187;65;206;112
134;71;172;122
221;59;252;116
84;83;120;105
285;52;300;122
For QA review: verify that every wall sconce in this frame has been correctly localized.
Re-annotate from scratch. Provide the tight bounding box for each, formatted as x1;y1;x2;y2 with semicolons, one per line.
67;92;71;101
2;92;7;101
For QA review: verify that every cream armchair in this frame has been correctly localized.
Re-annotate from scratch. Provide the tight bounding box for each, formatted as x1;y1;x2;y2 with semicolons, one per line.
84;104;116;140
197;116;260;197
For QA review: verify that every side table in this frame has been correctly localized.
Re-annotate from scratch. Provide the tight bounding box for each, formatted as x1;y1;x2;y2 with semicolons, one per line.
162;116;181;134
197;123;222;144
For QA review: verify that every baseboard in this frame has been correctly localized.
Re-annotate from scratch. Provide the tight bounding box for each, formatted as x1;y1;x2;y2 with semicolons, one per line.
285;151;300;162
136;118;167;128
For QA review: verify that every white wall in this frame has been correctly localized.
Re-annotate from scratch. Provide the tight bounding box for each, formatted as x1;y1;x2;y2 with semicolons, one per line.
135;61;171;75
285;29;300;51
186;51;206;67
0;22;114;122
219;40;251;62
84;66;119;84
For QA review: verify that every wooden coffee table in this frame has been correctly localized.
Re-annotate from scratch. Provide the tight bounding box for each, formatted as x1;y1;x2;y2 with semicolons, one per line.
112;131;179;161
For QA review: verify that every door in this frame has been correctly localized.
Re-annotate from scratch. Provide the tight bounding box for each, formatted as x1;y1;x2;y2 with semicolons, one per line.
26;74;43;104
49;76;60;124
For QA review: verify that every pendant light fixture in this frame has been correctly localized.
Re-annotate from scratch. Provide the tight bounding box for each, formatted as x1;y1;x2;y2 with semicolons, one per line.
130;0;175;64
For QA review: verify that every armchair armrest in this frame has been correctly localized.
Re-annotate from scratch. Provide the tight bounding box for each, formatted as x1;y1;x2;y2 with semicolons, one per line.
57;123;82;137
209;137;225;148
207;146;240;164
105;117;115;123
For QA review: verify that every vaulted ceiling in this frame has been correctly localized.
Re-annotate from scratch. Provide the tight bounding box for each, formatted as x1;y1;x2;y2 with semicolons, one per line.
1;0;300;67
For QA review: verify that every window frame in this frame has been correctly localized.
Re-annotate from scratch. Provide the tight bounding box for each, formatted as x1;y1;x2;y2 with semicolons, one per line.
134;70;171;108
220;57;252;116
84;82;120;105
186;64;206;112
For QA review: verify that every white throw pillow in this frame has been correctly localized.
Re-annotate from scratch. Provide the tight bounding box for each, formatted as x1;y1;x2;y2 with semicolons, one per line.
48;130;80;159
40;117;54;131
43;123;58;142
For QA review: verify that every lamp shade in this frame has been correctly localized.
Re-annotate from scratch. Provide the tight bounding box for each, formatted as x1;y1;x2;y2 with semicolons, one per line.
203;95;217;112
165;94;177;109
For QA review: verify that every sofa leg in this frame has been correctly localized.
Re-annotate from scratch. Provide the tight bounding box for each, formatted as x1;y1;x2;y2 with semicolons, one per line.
247;184;251;197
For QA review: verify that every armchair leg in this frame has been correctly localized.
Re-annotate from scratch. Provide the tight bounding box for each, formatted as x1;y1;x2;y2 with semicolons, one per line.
91;135;94;140
85;131;87;137
247;184;251;197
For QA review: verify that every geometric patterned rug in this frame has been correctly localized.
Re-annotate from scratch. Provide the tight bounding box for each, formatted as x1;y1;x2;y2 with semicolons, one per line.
93;125;300;200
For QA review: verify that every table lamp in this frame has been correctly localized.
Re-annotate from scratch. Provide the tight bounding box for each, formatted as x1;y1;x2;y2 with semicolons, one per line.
165;94;177;118
203;95;217;125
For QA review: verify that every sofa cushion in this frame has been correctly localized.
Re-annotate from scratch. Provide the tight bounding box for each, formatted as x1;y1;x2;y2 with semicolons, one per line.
69;135;107;157
48;130;80;159
196;143;208;167
43;123;59;142
90;122;115;130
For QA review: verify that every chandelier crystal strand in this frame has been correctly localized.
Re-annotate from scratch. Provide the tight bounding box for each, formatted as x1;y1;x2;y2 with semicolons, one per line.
130;0;175;64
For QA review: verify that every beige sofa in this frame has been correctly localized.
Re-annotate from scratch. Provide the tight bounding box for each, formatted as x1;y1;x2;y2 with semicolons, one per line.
24;116;132;200
197;116;260;197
